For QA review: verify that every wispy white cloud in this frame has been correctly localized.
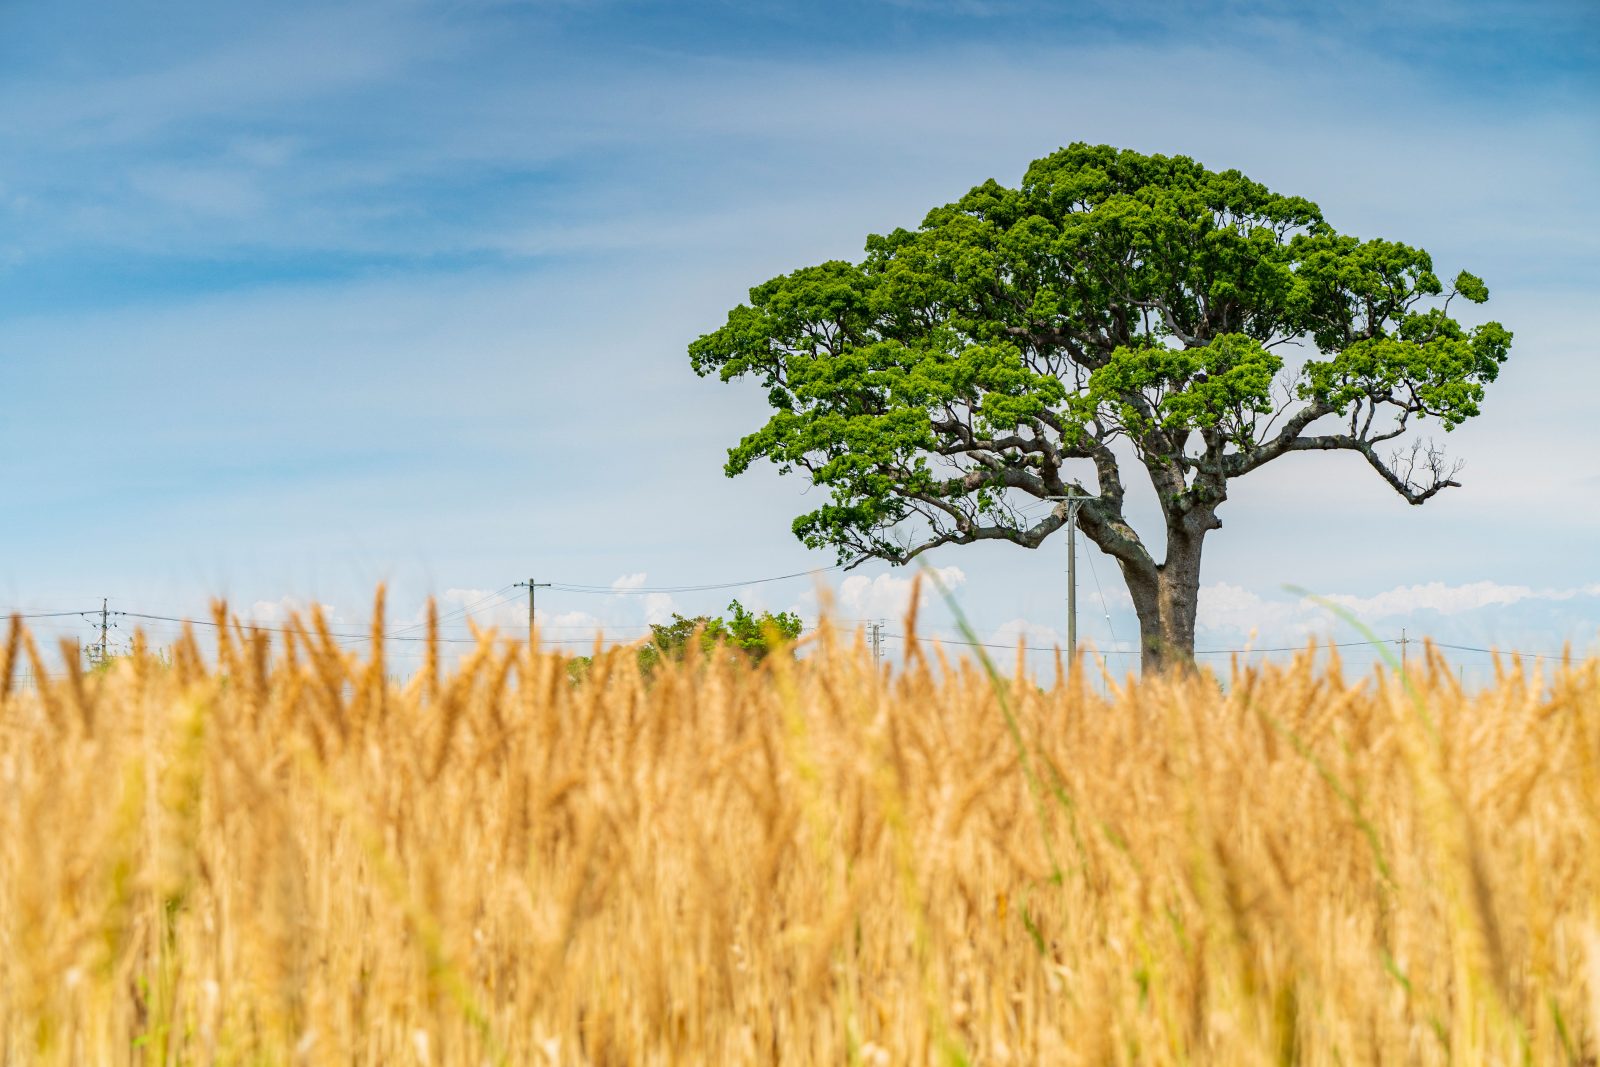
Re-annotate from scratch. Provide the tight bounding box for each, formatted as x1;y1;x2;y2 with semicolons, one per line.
127;165;270;220
0;0;1592;663
7;13;1594;270
227;135;304;169
4;3;436;147
879;0;1033;15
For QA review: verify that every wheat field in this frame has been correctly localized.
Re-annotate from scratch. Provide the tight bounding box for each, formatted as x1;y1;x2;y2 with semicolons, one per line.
1;588;1597;1066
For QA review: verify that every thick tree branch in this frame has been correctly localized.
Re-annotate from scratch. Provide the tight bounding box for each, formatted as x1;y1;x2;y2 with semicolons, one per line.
1269;434;1463;504
1225;399;1335;477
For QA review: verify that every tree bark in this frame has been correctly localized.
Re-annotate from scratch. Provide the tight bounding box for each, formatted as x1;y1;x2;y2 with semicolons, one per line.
1124;526;1206;674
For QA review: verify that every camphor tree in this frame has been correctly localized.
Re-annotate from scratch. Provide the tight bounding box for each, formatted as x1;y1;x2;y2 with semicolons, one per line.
689;145;1511;671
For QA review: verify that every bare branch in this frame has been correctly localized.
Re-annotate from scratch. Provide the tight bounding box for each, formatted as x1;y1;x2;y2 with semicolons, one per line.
1383;439;1465;504
1255;432;1464;504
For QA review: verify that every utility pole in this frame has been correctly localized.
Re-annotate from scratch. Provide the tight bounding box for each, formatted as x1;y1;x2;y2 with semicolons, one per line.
869;620;884;665
1067;522;1077;671
1399;627;1409;673
98;598;109;665
1046;491;1093;676
515;578;551;648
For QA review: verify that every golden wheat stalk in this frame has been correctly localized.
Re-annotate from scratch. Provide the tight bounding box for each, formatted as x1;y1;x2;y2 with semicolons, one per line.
0;600;1594;1064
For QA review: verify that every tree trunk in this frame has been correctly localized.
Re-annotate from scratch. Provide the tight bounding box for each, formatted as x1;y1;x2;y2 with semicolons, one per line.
1125;530;1205;674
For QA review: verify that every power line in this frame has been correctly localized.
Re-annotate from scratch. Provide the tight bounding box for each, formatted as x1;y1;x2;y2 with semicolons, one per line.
2;609;104;619
882;633;1391;656
4;594;1579;664
119;611;371;642
1431;641;1567;662
549;564;845;595
115;612;614;646
384;584;522;637
1079;525;1122;655
118;611;442;644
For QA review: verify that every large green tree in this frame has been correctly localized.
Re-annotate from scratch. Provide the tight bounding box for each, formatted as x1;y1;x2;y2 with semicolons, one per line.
689;145;1511;671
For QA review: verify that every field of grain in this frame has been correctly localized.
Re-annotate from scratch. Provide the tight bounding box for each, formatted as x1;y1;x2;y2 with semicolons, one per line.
1;588;1598;1065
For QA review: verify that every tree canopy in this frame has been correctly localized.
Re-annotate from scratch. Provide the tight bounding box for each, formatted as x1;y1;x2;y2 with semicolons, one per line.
566;600;804;682
690;144;1510;670
638;599;803;671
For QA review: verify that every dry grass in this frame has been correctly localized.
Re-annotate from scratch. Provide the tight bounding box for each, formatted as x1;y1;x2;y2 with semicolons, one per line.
2;587;1598;1065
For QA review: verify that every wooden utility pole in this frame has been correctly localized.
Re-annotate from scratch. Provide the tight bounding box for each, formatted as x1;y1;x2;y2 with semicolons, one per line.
515;578;551;647
1047;491;1092;676
1067;521;1077;669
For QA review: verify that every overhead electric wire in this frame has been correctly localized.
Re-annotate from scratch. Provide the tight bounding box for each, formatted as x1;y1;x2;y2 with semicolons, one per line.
882;633;1386;656
383;583;522;637
550;564;846;595
114;611;635;646
1079;525;1122;654
119;610;457;645
1431;640;1565;661
5;596;1578;664
108;612;1389;657
118;611;372;643
2;609;104;619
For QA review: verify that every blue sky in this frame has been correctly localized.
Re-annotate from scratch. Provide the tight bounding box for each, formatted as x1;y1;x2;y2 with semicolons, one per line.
1;0;1596;677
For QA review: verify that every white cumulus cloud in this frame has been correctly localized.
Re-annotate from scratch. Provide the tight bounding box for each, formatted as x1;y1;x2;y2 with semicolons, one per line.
1322;581;1543;620
1197;583;1307;637
988;617;1063;649
249;596;334;624
837;566;966;621
1198;579;1600;642
641;592;678;625
540;609;616;648
438;587;527;632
